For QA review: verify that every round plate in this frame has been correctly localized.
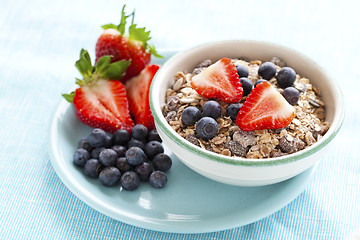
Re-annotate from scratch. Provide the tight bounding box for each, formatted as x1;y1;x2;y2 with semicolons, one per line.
48;51;315;233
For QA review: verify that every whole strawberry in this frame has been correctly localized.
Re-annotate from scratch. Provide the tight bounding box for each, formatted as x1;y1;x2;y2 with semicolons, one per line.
95;6;162;81
63;49;134;133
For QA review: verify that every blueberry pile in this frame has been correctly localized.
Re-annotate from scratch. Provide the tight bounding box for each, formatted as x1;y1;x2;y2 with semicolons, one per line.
181;100;247;140
73;125;172;190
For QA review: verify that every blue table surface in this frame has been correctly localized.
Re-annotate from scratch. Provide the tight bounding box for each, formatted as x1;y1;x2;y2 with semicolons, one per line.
1;0;359;239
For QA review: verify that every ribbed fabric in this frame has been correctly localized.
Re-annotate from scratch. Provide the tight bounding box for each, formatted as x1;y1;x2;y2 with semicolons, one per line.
0;0;359;239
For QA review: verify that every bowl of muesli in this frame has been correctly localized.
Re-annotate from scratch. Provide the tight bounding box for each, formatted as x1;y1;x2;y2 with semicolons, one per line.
149;40;344;186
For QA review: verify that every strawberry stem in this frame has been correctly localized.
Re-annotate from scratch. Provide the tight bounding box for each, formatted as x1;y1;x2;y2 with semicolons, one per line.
130;9;135;26
118;5;129;35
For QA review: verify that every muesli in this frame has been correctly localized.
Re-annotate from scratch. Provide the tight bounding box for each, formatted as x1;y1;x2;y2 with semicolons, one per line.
162;57;329;159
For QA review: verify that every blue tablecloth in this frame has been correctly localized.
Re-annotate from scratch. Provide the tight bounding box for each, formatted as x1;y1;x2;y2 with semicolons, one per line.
1;0;359;239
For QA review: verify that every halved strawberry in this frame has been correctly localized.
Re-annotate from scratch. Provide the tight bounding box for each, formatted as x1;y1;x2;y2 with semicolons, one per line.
236;81;295;131
95;6;162;81
190;57;243;103
73;79;134;133
125;64;160;130
63;49;134;133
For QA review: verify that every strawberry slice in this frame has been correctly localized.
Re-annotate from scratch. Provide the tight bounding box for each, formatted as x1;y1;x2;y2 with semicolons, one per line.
63;49;134;133
125;64;160;130
236;81;295;131
190;57;243;103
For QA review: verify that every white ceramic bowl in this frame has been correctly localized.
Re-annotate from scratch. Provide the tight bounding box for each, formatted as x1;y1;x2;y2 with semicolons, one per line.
149;40;344;186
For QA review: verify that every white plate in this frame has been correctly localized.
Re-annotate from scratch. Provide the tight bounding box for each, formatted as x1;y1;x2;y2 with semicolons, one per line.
48;51;315;233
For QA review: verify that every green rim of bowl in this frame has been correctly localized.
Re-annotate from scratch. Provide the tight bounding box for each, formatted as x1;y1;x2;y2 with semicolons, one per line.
150;40;345;167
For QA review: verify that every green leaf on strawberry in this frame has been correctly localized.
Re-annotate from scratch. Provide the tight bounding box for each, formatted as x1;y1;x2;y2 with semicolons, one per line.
75;49;92;79
62;91;75;103
102;23;118;31
129;24;150;45
102;60;132;80
147;43;163;58
73;49;130;88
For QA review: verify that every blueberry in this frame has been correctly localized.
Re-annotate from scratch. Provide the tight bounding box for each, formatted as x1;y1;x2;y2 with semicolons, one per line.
116;157;133;173
120;171;141;191
147;129;162;142
226;103;242;121
111;145;127;157
144;141;164;159
99;167;121;187
236;65;249;78
87;128;108;148
112;129;130;146
127;138;145;150
90;147;105;159
258;62;277;80
181;106;201;126
73;148;91;167
152;153;172;172
84;159;102;178
203;100;221;119
196;117;218;140
282;87;300;105
99;149;118;167
131;124;148;141
240;77;253;96
104;134;113;148
77;137;93;152
276;67;296;88
135;162;153;181
254;79;267;88
149;171;167;188
125;147;147;166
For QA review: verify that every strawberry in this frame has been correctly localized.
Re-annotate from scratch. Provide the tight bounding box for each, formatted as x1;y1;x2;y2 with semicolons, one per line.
95;6;162;82
190;57;243;103
125;64;160;130
63;49;134;133
236;81;295;131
